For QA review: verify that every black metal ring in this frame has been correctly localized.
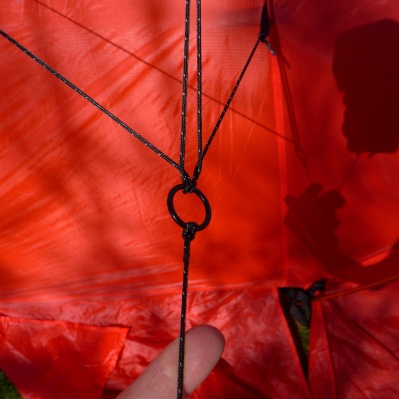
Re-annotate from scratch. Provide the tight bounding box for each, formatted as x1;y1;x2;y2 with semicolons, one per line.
167;184;211;231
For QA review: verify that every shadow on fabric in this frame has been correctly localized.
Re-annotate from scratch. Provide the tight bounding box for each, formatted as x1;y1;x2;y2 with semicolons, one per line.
333;20;399;155
284;183;399;286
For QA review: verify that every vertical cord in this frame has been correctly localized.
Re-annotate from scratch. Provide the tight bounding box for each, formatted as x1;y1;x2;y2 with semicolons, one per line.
195;0;203;181
177;1;203;397
179;0;191;188
177;0;193;397
177;222;198;399
179;0;204;191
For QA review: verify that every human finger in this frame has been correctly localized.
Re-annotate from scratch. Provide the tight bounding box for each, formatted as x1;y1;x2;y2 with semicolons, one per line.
116;324;225;399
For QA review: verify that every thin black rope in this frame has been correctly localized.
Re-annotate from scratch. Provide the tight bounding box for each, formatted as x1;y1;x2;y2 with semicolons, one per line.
179;0;192;189
195;0;204;183
179;0;205;192
0;30;180;171
176;0;204;396
176;1;192;396
177;222;198;399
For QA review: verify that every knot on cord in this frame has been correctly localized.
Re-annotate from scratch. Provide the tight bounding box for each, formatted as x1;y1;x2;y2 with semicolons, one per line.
182;222;199;242
181;172;197;194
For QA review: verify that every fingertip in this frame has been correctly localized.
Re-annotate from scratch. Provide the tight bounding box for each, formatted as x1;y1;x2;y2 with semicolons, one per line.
116;325;225;399
180;324;225;394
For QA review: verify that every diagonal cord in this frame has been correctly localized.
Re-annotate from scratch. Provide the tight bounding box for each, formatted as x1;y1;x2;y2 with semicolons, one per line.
193;37;261;182
0;29;180;171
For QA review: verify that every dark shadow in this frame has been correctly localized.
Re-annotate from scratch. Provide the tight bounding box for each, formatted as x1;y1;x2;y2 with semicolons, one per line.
100;389;119;399
333;20;399;154
284;183;399;285
278;280;326;378
278;288;309;377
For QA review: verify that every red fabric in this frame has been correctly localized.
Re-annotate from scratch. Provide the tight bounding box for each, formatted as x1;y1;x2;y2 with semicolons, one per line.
104;288;310;398
0;316;128;399
1;0;399;398
310;279;399;398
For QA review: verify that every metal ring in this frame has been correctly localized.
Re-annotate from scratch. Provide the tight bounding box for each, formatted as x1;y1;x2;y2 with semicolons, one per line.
167;184;211;231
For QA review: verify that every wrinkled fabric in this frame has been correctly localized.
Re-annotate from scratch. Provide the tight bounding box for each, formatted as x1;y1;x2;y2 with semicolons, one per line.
310;279;399;398
104;288;310;398
0;316;128;399
1;0;399;398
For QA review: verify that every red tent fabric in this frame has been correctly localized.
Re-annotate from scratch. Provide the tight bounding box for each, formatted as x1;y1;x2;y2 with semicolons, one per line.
1;0;398;398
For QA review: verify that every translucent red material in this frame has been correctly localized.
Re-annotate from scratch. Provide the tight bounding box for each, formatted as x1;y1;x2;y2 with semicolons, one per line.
1;1;398;398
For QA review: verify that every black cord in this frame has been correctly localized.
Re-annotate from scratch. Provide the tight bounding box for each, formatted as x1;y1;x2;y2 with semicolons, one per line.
177;222;198;399
179;0;192;188
195;0;204;182
176;0;204;396
179;0;205;194
176;1;193;395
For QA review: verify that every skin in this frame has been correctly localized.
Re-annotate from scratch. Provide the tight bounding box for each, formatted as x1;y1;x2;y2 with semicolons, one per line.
116;325;225;399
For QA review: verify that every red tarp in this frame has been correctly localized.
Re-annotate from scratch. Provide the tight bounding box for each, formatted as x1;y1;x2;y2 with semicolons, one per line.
1;0;398;398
